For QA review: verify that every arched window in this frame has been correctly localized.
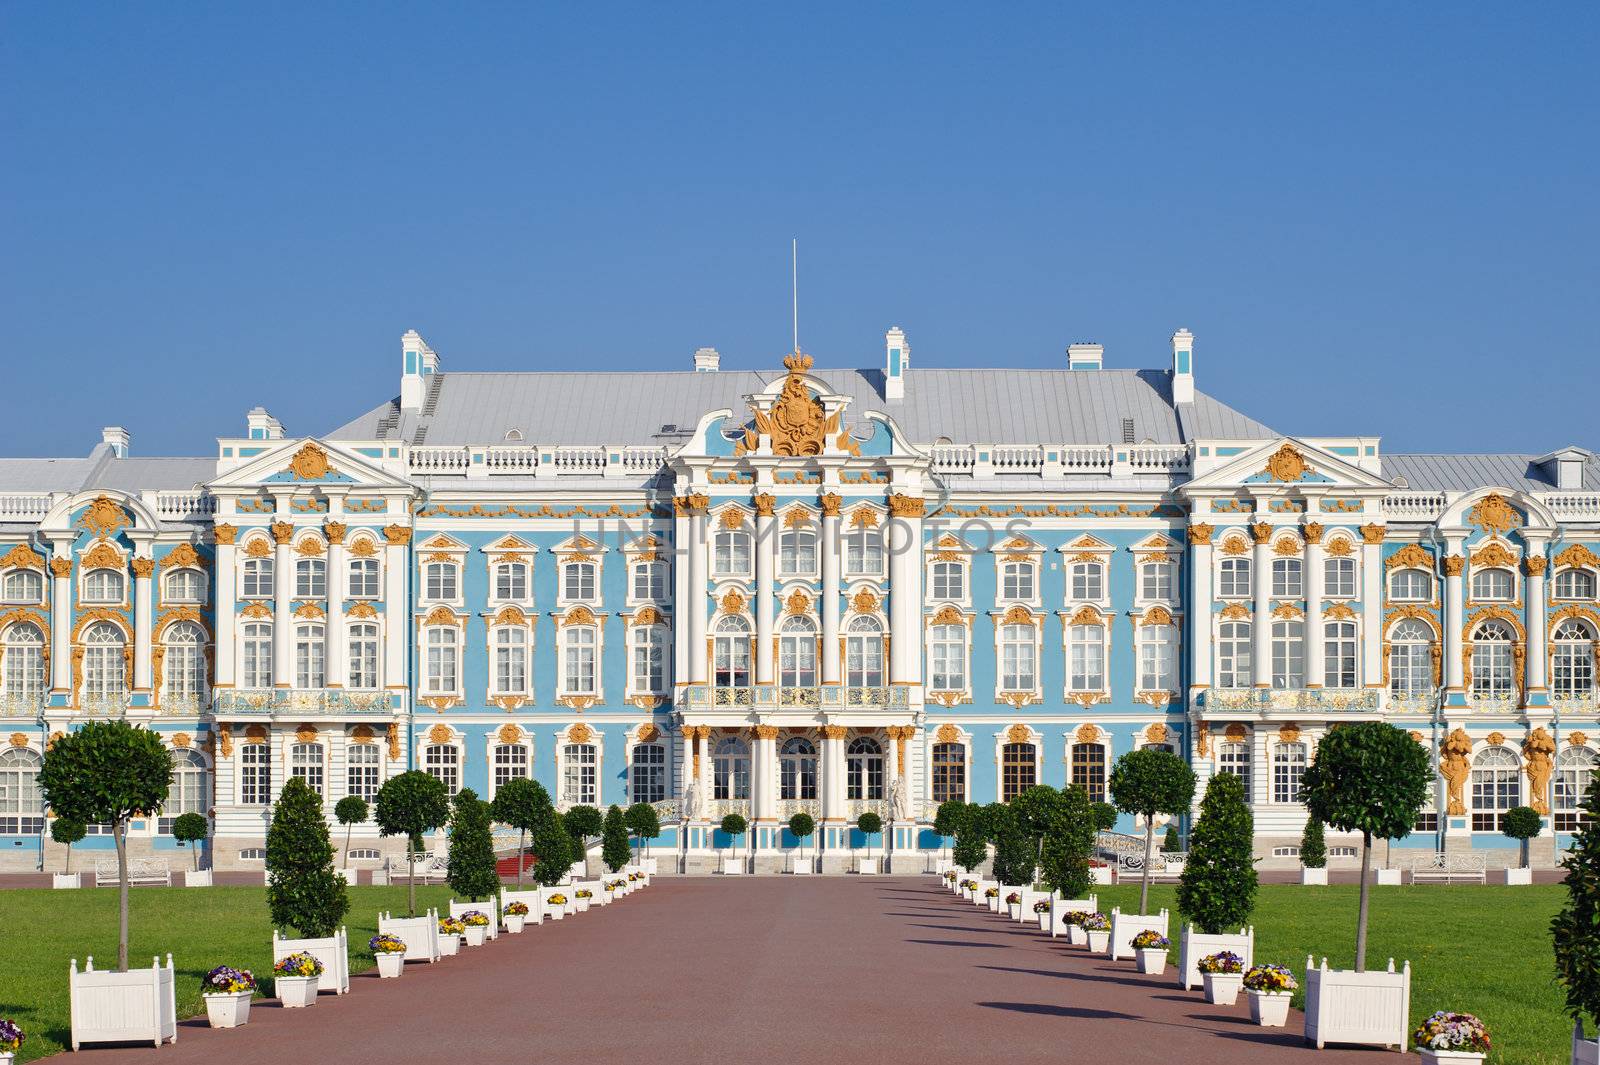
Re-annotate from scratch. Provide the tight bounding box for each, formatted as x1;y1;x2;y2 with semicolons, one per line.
1323;556;1356;598
347;557;380;598
2;569;43;603
1069;560;1104;601
424;626;459;694
999;623;1036;691
242;556;273;598
1323;621;1357;688
563;625;597;695
1554;569;1598;601
494;561;529;601
778;615;817;690
1272;742;1307;803
1471;747;1520;831
713;615;750;691
1218;741;1251;799
1140;559;1176;600
83;622;127;704
779;528;817;576
240;741;271;805
1388;618;1435;697
0;748;43;834
294;623;325;689
1270;558;1303;598
1218;621;1252;688
845;525;883;575
632;625;666;694
492;743;531;793
163;568;204;603
847;736;884;800
346;742;380;801
713;530;752;576
1555;747;1598;833
294;558;326;599
931;742;966;804
84;568;124;604
1553;619;1596;699
1470;621;1516;700
163;621;206;703
846;615;884;689
562;743;597;805
159;750;207;834
1270;619;1304;689
1139;624;1176;691
347;623;378;689
1000;560;1035;601
242;622;272;688
1389;568;1431;602
423;561;458;601
931;560;966;600
424;743;459;796
1000;741;1035;801
780;737;818;801
563;560;597;601
1219;557;1252;599
1471;568;1515;602
1070;742;1106;803
1069;623;1105;692
2;623;45;702
630;742;666;804
713;737;751;800
632;560;667;601
929;622;966;691
290;742;324;795
492;626;528;695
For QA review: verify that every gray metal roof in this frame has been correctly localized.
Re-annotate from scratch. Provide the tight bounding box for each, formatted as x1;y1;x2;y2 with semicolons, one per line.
0;447;214;493
1384;453;1600;492
326;367;1277;447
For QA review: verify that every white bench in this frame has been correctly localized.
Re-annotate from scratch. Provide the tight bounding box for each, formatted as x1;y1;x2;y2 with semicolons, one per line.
95;857;170;887
387;853;449;881
1408;853;1486;884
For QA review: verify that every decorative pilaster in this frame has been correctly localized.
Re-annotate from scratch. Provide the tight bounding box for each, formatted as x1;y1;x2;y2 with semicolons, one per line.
753;723;779;822
48;547;72;693
382;524;411;690
1524;543;1550;704
685;497;709;685
887;494;925;684
820;493;842;685
271;520;294;687
1304;524;1324;688
1359;523;1385;691
325;521;346;688
672;500;690;684
1186;524;1214;695
213;524;237;689
1442;537;1467;695
131;549;155;693
1250;521;1272;686
754;493;775;685
821;723;847;824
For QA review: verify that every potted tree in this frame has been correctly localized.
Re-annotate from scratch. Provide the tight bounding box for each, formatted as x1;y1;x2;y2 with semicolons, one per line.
1038;784;1099;936
857;811;883;874
1300;815;1328;885
1162;825;1181;855
173;812;210;885
1502;805;1540;885
492;777;546;888
373;770;450;916
564;804;604;877
1175;772;1257;989
530;808;575;917
624;801;662;872
1553;777;1600;1065
720;813;748;874
1300;721;1429;1050
334;795;369;877
267;777;351;995
602;804;632;875
952;803;988;883
933;799;967;866
51;817;85;888
787;812;816;874
446;789;501;935
1108;749;1195;915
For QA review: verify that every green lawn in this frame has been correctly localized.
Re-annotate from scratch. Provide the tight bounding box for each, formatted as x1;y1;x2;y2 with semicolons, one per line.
0;884;458;1063
1094;882;1572;1065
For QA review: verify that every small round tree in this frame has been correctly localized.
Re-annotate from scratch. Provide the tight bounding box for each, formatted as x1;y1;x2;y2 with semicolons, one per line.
1109;748;1196;914
1176;772;1256;934
858;811;883;861
1091;802;1119;832
952;802;989;873
446;789;499;901
1302;721;1429;971
493;778;549;886
1553;776;1600;1035
39;721;172;970
373;770;451;915
1162;825;1181;853
564;804;603;872
1013;785;1062;869
788;811;816;862
51;816;86;875
624;801;661;862
334;795;368;870
720;812;747;841
933;800;968;842
266;777;349;938
172;812;208;871
986;802;1036;886
1038;784;1096;900
1503;805;1542;871
1300;816;1327;870
602;804;632;873
530;809;574;888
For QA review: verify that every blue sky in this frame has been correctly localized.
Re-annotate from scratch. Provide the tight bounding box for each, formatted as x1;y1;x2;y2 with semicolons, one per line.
2;4;1595;458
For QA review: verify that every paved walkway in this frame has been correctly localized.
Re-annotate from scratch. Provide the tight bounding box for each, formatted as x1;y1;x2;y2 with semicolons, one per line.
80;877;1386;1064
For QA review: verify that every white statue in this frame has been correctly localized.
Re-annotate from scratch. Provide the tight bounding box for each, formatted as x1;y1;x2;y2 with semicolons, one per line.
890;776;910;822
683;781;702;822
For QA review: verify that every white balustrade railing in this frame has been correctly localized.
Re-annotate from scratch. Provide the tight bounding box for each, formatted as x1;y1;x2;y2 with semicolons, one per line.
1127;445;1191;473
1383;492;1449;521
484;446;539;473
620;446;669;473
991;444;1044;473
0;494;52;520
1060;446;1114;473
408;447;470;473
153;492;215;521
1542;493;1600;522
550;447;606;474
930;444;976;473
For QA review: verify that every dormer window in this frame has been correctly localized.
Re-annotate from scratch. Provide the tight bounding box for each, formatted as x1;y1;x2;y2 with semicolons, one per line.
1471;568;1514;602
83;569;124;604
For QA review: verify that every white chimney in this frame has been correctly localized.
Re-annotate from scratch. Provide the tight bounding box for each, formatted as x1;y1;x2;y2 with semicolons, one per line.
693;347;721;372
100;426;130;458
1067;343;1103;370
246;407;283;441
1171;328;1195;404
884;326;909;400
401;329;436;410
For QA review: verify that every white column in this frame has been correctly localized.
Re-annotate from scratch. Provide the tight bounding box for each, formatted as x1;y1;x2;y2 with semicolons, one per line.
271;520;294;687
1442;535;1467;693
1251;522;1272;687
672;502;690;684
822;725;846;825
1525;536;1550;699
1188;526;1214;691
687;505;708;686
755;496;775;685
131;545;155;694
213;525;238;689
48;543;73;693
887;495;924;684
1304;525;1324;689
696;725;713;803
1360;524;1384;692
821;495;841;685
678;726;695;809
382;526;410;690
754;725;777;823
325;524;346;688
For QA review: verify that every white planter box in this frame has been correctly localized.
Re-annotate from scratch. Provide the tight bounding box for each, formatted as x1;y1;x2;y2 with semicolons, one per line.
1204;971;1244;1006
986;893;1002;912
53;873;81;889
463;924;487;947
504;913;526;933
272;928;350;993
1177;925;1254;990
1085;929;1110;953
183;870;213;887
69;955;178;1050
1506;867;1532;885
438;934;460;956
376;952;405;978
1047;895;1098;938
1249;990;1292;1027
1570;1020;1599;1065
789;855;814;874
276;975;318;1008
1376;868;1402;886
1067;923;1088;947
1419;1051;1485;1065
449;899;499;941
203;990;251;1028
378;910;441;963
1136;948;1168;975
500;888;544;926
1300;867;1328;885
1107;908;1169;960
644;858;659;875
721;857;745;875
856;856;881;875
1303;956;1411;1051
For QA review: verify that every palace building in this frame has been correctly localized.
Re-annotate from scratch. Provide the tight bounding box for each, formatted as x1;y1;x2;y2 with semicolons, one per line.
1;327;1596;873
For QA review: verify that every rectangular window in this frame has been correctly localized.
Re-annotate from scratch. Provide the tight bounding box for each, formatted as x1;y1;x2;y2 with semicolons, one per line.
347;559;380;598
1141;561;1175;600
565;628;597;694
1271;558;1303;599
563;744;597;806
931;561;965;600
632;561;667;600
1070;562;1103;601
424;562;458;601
1324;557;1356;598
495;562;528;601
1001;562;1035;601
630;744;666;804
1000;626;1035;690
493;744;530;793
1071;743;1106;803
1219;558;1251;598
346;743;380;802
929;625;966;690
564;563;597;602
931;742;966;805
240;744;272;805
424;744;459;796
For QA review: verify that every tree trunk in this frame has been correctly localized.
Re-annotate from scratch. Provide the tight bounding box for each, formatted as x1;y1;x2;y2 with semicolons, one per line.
515;828;526;888
407;851;417;917
115;818;130;972
191;844;198;872
65;841;72;875
1139;816;1155;915
1355;830;1372;973
343;823;353;869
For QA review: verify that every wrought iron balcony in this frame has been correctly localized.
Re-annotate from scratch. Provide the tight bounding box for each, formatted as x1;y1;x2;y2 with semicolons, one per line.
682;685;911;712
0;693;47;717
214;688;396;714
1198;687;1381;712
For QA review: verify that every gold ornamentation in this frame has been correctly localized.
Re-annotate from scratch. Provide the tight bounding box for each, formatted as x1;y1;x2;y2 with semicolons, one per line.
1067;605;1104;626
818;493;842;518
319;520;345;545
1555;543;1600;571
632;606;664;627
295;724;319;744
635;723;660;743
1145;723;1169;744
422;605;461;627
1220;536;1250;556
130;557;154;579
1196;727;1210;757
821;724;849;740
347;537;378;558
1272;536;1302;557
1224;723;1248;742
240;601;272;618
781;506;812;529
0;544;44;570
211;523;238;546
567;722;593;744
719;508;747;530
1271;603;1304;619
82;541;123;570
930;605;965;626
1325;538;1353;557
747;352;835;456
1186;524;1215;546
1001;604;1035;626
244;537;273;558
294;537;325;558
1074;723;1100;743
851;588;880;614
1486;731;1506;747
347;601;378;619
888;494;926;519
49;557;72;578
1523;728;1556;814
244;724;269;743
562;605;597;627
1005;723;1032;744
936;724;961;744
1140;606;1174;626
350;724;374;741
496;724;524;745
1301;522;1324;545
387;723;400;760
752;493;776;517
7;732;27;748
1468;493;1519;535
720;589;747;615
286;442;335;480
493;606;527;626
1323;602;1357;620
1524;556;1547;576
848;507;879;529
1278;724;1301;743
1470;541;1518;569
754;724;780;741
382;525;412;546
1359;523;1386;545
783;591;812;616
1263;443;1311;482
268;521;293;545
1442;556;1465;577
77;495;130;538
1219;602;1251;619
1569;731;1589;747
158;543;203;571
427;724;453;745
1250;523;1272;545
